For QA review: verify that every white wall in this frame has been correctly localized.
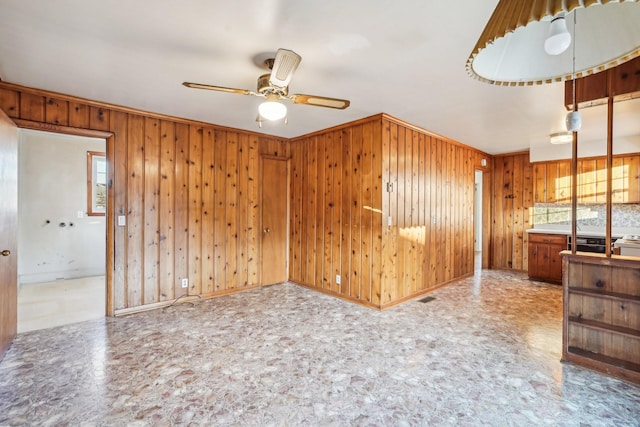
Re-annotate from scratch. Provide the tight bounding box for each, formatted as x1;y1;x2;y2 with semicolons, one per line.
18;129;106;284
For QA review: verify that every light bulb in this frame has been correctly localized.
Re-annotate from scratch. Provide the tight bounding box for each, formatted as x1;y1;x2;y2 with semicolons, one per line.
258;97;287;121
566;111;582;132
544;16;571;56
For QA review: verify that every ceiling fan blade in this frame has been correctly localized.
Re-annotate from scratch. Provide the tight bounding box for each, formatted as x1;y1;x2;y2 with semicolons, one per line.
289;94;350;110
269;49;301;89
183;82;254;96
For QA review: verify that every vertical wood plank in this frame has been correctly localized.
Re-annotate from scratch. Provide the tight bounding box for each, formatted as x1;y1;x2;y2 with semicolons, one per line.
89;106;110;131
19;92;45;122
237;133;249;288
126;115;145;307
226;131;239;289
68;102;90;129
174;123;190;297
201;128;216;293
111;111;128;310
493;154;505;269
188;126;203;294
332;131;343;294
523;155;533;271
341;128;352;295
44;97;69;126
361;122;373;303
512;154;524;271
381;120;395;303
323;133;333;290
315;136;326;289
306;136;318;285
214;130;228;290
0;88;19;117
292;141;303;282
247;134;259;287
159;120;175;301
423;135;432;288
370;119;383;305
350;126;363;299
429;137;439;286
143;117;160;305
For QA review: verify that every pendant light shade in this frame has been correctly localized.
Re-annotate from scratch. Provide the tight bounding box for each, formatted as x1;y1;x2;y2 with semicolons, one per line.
467;0;640;86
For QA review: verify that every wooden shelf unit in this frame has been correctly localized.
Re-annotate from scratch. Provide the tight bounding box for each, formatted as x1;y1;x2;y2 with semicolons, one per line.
528;233;567;283
562;252;640;384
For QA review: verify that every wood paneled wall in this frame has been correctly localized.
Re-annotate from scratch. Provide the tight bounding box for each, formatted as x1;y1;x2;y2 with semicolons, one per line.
0;82;288;314
289;114;490;309
491;151;533;271
288;118;383;307
381;117;486;306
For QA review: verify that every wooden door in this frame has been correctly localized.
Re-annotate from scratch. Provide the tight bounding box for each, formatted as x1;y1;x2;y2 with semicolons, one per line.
260;157;288;285
0;109;18;359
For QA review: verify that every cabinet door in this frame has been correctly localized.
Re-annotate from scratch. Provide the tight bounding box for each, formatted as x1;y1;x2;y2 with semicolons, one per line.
533;163;547;203
528;243;539;278
626;155;640;203
528;243;550;279
578;159;598;204
548;244;564;282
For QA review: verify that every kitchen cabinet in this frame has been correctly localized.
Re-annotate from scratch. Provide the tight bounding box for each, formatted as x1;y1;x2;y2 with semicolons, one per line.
562;253;640;384
527;233;567;283
533;154;640;204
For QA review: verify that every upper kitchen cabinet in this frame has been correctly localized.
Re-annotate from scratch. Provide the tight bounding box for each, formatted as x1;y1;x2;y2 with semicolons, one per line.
533;160;571;204
533;154;640;204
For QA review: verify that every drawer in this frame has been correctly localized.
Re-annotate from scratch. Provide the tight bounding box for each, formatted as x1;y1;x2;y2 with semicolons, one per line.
529;233;568;245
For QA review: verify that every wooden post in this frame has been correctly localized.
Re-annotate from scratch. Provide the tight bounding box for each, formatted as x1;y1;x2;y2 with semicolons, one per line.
606;95;613;257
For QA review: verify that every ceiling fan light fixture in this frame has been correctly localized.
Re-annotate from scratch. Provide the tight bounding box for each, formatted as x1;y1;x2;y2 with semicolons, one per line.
259;97;287;121
544;16;571;56
549;131;573;145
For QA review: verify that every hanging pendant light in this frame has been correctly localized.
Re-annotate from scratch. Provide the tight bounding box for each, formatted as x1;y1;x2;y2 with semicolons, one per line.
544;15;571;56
467;0;640;86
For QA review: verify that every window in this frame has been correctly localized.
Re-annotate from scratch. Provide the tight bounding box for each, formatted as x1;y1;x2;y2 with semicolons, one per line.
87;151;107;216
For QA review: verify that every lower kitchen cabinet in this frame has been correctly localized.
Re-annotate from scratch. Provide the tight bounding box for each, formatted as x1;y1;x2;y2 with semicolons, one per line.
527;233;567;283
562;253;640;384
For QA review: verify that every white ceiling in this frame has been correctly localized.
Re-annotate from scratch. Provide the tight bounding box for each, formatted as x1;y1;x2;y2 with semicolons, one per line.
0;0;638;155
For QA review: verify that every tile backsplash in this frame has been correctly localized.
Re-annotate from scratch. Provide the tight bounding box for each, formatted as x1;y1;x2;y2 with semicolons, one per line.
533;204;640;229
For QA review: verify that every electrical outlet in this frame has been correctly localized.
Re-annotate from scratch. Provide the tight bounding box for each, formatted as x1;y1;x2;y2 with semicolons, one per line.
336;274;341;284
181;278;189;288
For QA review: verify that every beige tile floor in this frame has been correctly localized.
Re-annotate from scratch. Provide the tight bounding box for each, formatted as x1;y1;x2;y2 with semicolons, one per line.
2;269;639;426
17;276;105;333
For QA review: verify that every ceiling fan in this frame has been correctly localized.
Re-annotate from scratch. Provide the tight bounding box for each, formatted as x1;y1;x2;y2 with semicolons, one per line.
183;48;350;123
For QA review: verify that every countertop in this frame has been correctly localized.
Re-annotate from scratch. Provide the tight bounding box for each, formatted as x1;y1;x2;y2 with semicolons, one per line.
526;226;639;238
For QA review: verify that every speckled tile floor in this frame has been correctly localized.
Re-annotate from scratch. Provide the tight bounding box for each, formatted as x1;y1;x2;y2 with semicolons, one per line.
1;270;639;426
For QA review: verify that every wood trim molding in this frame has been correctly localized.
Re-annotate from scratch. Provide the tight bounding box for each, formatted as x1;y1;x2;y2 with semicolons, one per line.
13;118;113;139
493;149;530;158
0;81;287;141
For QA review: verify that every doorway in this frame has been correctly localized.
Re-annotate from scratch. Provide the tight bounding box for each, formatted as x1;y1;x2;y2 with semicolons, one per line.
474;169;490;270
260;156;289;285
17;129;107;332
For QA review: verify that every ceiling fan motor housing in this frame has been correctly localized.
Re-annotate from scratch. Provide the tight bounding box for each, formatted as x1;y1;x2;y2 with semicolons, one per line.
257;73;287;96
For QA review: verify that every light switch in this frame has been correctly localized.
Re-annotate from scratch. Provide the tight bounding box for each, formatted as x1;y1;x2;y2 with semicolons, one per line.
118;215;126;226
77;211;84;219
